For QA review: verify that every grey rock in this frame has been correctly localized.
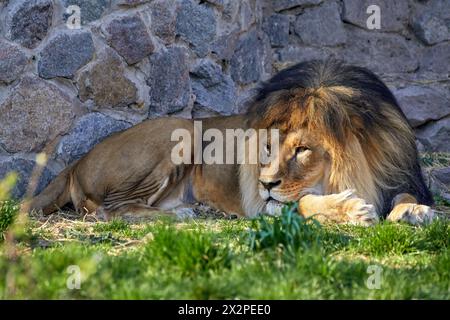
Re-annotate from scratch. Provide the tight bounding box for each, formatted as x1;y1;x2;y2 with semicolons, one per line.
203;0;224;7
105;15;154;65
149;0;177;44
343;0;409;32
77;49;138;108
191;60;236;115
0;156;55;199
427;166;450;197
0;76;75;153
262;14;290;47
230;30;267;85
147;46;191;115
0;39;28;84
5;0;53;49
277;45;333;65
414;14;450;45
416;139;426;153
416;117;450;152
421;43;450;75
441;193;450;203
222;0;240;21
116;0;150;6
433;167;450;186
202;0;239;21
175;0;217;57
57;113;131;164
212;31;239;60
238;0;255;32
393;86;450;127
190;59;223;87
341;29;419;75
38;31;95;79
273;0;322;12
413;0;450;45
62;0;109;24
294;1;346;46
233;87;258;114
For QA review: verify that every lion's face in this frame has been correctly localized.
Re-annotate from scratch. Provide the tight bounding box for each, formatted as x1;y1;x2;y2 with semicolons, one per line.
258;128;330;205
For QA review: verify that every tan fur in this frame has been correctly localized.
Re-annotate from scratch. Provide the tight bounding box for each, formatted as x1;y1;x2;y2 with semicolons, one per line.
239;163;266;217
26;116;256;218
299;191;378;226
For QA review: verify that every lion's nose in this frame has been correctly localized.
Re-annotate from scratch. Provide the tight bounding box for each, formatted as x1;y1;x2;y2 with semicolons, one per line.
259;179;281;191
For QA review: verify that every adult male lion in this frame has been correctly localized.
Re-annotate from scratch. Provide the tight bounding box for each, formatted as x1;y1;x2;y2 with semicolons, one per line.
26;60;434;225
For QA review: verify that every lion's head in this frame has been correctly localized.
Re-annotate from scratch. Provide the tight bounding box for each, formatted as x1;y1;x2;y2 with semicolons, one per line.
257;128;329;204
240;59;432;217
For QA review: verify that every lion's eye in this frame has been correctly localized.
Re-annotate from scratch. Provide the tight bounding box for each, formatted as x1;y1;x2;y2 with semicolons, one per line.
295;146;310;155
294;146;310;160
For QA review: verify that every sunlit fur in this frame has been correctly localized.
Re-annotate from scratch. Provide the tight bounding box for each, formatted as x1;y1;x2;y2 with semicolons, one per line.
27;60;433;221
247;59;433;216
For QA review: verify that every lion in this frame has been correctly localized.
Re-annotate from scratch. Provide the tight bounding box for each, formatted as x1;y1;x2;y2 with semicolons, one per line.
24;59;434;225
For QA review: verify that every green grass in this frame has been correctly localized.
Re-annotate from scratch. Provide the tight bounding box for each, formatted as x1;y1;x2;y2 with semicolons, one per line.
0;201;449;299
0;200;19;240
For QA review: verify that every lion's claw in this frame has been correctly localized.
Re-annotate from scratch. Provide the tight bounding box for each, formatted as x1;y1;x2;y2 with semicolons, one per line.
387;204;434;225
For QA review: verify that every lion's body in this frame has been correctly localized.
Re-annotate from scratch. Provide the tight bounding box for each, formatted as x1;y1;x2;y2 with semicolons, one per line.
29;116;258;218
27;60;434;225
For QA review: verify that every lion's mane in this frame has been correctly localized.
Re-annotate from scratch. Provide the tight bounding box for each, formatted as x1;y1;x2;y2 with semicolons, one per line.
245;59;432;215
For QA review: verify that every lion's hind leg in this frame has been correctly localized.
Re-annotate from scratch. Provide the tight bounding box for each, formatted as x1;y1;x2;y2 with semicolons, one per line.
97;203;172;221
99;164;185;221
386;193;435;225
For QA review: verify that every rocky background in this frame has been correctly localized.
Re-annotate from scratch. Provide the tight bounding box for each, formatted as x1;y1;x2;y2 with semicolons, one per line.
0;0;449;200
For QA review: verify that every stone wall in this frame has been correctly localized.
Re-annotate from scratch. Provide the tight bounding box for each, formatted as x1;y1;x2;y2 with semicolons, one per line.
0;0;449;198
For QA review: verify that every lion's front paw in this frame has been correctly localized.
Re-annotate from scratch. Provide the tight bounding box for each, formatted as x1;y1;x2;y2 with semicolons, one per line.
327;189;357;204
323;189;379;226
342;197;379;226
387;203;434;225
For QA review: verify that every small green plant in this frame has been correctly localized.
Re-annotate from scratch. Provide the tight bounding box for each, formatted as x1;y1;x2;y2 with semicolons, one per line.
248;202;322;252
0;172;17;201
0;172;19;240
0;200;19;240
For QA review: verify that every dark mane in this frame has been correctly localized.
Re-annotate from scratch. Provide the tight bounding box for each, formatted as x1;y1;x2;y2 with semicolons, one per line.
253;59;409;129
257;59;395;102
